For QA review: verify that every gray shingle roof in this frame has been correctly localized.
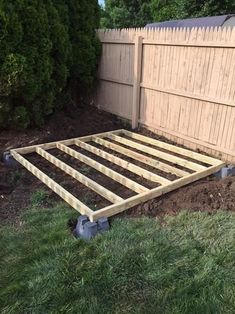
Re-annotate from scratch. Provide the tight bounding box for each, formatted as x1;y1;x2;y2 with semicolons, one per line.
146;15;235;28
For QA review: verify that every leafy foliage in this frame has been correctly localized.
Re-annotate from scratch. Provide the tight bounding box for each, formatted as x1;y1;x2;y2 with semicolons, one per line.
101;0;235;28
152;0;235;22
0;206;235;313
101;0;153;28
0;0;100;129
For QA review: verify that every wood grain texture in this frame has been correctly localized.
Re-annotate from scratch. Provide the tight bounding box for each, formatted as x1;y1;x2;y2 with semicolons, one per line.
107;133;206;171
93;136;188;177
95;27;235;163
132;36;143;128
11;129;123;154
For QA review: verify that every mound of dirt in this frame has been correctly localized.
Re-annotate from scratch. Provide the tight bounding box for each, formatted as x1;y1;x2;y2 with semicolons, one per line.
127;176;235;218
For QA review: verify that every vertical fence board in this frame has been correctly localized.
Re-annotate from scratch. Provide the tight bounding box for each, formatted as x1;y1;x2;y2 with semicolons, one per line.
94;28;235;163
132;35;143;128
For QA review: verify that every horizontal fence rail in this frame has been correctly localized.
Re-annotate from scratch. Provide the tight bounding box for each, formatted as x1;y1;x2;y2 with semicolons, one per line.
94;27;235;163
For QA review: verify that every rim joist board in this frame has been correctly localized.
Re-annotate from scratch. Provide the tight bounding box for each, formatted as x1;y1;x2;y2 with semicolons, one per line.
10;129;225;222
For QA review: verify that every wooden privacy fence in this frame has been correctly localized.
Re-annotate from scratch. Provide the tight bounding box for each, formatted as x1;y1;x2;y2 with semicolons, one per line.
94;27;235;163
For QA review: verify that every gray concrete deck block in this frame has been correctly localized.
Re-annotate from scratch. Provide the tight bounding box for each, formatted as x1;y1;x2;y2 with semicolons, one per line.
74;216;110;240
97;217;110;233
75;215;89;237
3;151;19;168
83;222;98;240
215;165;235;179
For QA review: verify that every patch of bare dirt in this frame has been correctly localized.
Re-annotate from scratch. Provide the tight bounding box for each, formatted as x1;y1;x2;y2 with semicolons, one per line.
0;105;124;224
125;176;235;218
0;104;123;155
0;104;234;226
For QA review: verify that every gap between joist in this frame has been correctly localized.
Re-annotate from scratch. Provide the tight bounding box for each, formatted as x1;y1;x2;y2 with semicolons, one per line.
75;139;170;185
10;129;225;222
122;130;221;166
107;134;206;171
57;143;149;194
11;150;93;217
92;136;188;177
90;162;225;221
36;147;123;204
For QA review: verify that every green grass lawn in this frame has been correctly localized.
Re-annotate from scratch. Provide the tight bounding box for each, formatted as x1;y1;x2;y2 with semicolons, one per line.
0;195;235;314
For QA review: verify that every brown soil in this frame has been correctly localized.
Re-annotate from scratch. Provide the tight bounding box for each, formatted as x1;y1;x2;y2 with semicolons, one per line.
126;176;235;219
0;104;234;225
0;104;124;224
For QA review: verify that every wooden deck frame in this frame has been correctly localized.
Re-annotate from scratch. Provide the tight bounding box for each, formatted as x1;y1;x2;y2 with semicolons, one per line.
10;129;225;222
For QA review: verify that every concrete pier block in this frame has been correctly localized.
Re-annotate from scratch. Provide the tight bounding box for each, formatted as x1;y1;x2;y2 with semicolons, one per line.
83;222;98;240
214;165;235;179
2;151;19;168
74;216;110;240
97;217;110;233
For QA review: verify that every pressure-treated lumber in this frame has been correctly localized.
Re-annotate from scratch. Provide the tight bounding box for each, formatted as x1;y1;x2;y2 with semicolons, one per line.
12;129;122;155
11;129;225;222
75;139;170;185
90;162;224;221
122;130;222;165
142;123;235;160
11;150;93;216
57;143;148;194
93;136;188;177
107;134;206;171
36;147;123;203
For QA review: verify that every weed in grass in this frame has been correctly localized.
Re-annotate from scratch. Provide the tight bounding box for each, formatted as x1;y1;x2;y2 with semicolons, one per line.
0;208;234;314
30;189;50;207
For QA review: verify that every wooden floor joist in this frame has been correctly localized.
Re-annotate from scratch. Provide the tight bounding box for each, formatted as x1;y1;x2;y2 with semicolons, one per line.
90;163;224;221
122;130;222;166
107;134;207;172
57;142;148;194
92;137;188;177
10;129;225;222
36;147;123;203
11;150;93;216
75;139;171;185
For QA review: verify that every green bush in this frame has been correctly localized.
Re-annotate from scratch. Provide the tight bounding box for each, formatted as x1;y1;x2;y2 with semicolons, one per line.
12;106;30;129
0;0;100;129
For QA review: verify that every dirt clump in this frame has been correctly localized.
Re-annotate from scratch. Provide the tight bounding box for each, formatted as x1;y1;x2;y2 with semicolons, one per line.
126;176;235;218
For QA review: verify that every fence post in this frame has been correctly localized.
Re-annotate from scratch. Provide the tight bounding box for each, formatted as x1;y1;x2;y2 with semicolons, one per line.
132;35;143;129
